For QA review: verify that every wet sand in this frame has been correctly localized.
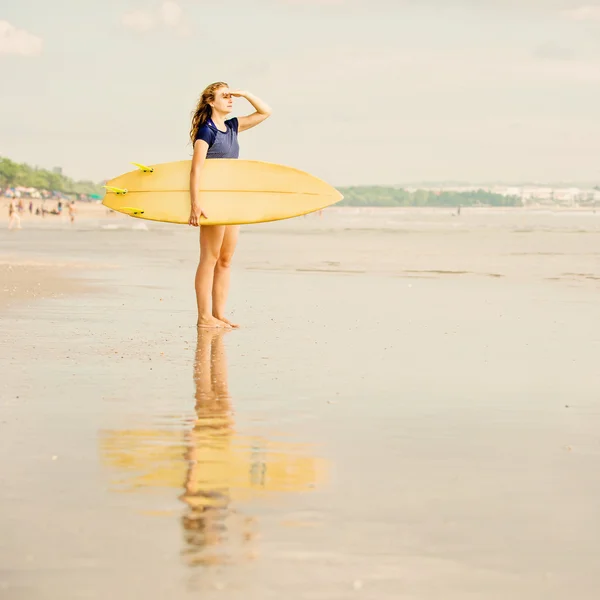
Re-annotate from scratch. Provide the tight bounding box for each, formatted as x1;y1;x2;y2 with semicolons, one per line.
1;207;599;599
0;263;92;310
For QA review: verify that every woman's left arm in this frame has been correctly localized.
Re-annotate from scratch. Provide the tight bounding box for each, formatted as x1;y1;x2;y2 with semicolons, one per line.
232;90;272;132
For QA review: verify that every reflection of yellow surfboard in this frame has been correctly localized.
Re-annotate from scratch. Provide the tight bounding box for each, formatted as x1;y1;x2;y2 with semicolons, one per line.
100;428;327;501
102;159;343;225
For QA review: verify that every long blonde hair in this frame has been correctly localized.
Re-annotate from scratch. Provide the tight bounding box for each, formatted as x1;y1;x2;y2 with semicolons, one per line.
190;81;228;145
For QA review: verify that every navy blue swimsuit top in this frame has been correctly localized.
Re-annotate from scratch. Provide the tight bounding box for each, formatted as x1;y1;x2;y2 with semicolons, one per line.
195;118;239;159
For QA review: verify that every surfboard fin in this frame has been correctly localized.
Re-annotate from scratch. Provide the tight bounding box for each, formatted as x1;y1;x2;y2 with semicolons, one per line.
103;186;128;195
131;162;154;173
120;207;145;216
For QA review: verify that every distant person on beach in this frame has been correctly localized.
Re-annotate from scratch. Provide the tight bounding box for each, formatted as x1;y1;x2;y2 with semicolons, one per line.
8;200;22;230
188;82;271;329
68;201;76;223
28;201;33;214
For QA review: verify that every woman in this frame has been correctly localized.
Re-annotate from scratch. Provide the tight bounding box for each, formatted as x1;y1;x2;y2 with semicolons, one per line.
188;82;271;329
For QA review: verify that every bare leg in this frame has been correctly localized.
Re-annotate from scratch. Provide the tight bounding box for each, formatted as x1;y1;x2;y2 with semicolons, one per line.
196;225;230;328
212;225;240;328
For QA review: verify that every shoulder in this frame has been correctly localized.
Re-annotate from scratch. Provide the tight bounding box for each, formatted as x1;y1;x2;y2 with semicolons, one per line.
195;122;217;145
225;117;239;134
196;121;216;137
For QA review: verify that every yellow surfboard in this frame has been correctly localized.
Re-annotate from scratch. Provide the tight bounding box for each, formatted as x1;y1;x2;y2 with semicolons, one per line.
102;159;343;225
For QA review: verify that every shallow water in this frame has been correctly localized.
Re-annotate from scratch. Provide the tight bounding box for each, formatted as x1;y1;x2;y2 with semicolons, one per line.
1;208;600;598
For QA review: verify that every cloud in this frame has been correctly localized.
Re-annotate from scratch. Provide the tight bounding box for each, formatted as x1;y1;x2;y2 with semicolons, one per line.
280;0;346;4
274;0;596;9
265;45;600;102
121;10;157;32
531;59;600;82
0;20;43;56
121;2;185;34
161;1;183;27
561;5;600;21
533;41;576;61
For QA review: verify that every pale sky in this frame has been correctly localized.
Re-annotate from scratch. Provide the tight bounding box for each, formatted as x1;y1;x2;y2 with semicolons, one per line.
1;0;599;186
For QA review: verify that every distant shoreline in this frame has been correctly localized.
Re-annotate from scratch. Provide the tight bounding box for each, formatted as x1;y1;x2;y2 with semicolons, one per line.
328;205;599;213
1;197;597;227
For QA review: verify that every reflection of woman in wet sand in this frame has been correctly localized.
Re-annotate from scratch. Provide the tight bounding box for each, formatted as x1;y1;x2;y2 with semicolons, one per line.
179;329;255;566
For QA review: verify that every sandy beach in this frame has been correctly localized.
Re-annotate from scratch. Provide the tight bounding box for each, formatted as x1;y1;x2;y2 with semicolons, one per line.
1;206;600;599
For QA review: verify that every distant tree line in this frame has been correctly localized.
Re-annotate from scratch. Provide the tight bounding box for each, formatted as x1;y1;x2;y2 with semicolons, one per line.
0;157;104;196
336;186;522;207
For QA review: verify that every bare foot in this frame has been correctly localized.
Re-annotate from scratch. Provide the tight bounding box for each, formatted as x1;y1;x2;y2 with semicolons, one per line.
197;316;231;329
214;316;240;329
